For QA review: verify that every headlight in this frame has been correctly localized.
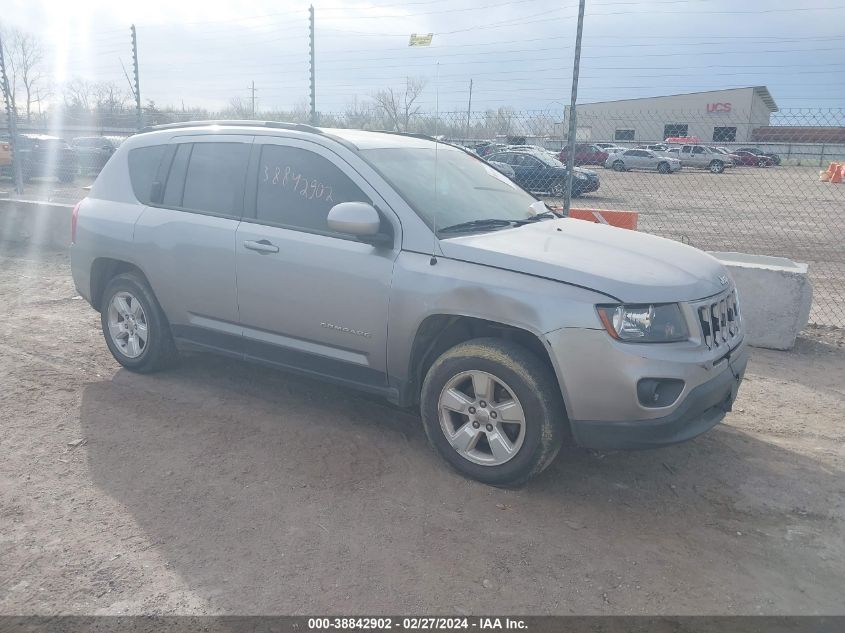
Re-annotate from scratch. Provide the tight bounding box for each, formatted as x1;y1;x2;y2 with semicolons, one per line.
596;303;689;342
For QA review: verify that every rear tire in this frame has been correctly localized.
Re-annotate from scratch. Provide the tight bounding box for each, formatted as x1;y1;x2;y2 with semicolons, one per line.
420;338;566;487
100;272;178;373
709;160;725;174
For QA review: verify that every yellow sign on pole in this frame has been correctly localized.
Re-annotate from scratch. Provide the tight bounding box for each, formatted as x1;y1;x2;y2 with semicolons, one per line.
409;33;434;47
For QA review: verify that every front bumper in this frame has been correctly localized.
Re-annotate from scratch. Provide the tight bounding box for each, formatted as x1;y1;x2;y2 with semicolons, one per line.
544;324;749;451
569;343;748;450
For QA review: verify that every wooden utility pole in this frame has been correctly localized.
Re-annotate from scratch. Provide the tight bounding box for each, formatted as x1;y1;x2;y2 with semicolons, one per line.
465;79;473;140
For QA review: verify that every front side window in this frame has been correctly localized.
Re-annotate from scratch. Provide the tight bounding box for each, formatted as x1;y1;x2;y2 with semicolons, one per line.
181;142;250;216
256;144;370;232
361;145;539;230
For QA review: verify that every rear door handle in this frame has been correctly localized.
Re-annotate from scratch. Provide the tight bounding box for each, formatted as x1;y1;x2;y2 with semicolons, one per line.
243;239;279;254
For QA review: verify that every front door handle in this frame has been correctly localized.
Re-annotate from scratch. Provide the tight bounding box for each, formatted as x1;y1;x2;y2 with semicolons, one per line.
243;239;279;254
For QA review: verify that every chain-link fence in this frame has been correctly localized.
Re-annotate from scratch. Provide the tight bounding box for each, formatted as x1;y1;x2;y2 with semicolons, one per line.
2;106;844;326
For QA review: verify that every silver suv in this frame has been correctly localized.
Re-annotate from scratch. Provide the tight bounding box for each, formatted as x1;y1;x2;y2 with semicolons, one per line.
676;144;734;173
70;121;748;486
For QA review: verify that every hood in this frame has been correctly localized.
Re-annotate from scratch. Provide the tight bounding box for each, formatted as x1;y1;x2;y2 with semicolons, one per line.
438;218;728;303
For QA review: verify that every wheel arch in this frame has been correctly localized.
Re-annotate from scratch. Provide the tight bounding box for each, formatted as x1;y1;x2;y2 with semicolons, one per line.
401;314;565;412
89;258;152;311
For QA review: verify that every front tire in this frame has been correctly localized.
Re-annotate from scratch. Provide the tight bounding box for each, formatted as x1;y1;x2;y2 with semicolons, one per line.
709;160;725;174
757;159;768;167
657;162;670;174
612;160;625;172
420;338;566;487
100;273;177;373
549;181;566;197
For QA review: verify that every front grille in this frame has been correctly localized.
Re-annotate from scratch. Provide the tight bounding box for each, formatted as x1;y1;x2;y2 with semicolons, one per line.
697;289;741;350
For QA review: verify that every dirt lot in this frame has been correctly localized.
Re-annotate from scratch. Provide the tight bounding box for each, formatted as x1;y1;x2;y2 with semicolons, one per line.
1;246;844;615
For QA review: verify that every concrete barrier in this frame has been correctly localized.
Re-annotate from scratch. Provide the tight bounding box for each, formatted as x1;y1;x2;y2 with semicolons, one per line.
0;199;73;250
710;251;812;351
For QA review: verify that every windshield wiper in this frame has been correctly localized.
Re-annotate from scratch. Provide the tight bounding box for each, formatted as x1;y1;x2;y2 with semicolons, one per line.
437;218;517;235
512;211;557;225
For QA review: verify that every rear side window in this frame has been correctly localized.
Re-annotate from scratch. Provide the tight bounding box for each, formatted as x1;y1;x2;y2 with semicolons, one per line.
180;142;251;216
255;145;370;232
128;145;167;204
162;144;192;207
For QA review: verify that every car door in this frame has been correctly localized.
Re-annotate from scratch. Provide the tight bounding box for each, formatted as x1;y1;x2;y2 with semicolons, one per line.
625;149;645;170
640;150;658;170
512;154;546;192
234;137;400;391
132;136;251;353
691;145;709;167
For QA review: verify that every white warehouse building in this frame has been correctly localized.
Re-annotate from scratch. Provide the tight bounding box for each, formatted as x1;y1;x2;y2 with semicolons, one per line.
564;86;779;144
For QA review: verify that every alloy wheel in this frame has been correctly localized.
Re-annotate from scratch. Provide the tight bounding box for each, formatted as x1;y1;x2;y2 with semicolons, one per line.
437;370;527;466
107;291;148;359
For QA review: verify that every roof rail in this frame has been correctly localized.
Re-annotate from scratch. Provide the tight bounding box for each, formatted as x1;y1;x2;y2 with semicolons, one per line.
373;130;438;142
138;120;322;134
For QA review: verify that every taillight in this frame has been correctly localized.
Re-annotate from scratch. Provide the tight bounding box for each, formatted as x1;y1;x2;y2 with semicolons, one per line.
71;200;82;244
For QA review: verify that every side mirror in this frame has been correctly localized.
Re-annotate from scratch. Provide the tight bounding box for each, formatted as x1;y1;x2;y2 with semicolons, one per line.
327;202;389;245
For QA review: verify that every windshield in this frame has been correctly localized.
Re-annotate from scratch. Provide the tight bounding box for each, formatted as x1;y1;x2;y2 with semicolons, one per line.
360;146;539;231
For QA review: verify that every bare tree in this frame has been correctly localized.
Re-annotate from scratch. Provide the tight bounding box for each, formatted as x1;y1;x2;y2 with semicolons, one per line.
224;95;251;119
93;81;131;113
343;96;375;129
63;77;96;112
3;27;46;122
371;77;427;131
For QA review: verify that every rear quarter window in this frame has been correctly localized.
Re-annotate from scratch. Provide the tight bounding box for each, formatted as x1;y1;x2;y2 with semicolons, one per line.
128;145;167;204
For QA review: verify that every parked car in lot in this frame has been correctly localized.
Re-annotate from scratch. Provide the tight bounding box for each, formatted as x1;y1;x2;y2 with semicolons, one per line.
637;143;671;153
676;144;733;173
606;148;682;173
488;148;600;197
71;120;747;486
712;147;741;166
558;143;609;166
602;146;629;157
0;138;11;171
475;142;507;157
732;150;774;167
487;160;515;179
72;136;118;174
594;142;618;150
737;147;781;165
6;134;79;182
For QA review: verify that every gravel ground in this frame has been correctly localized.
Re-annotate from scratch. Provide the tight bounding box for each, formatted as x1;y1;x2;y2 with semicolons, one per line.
0;246;843;615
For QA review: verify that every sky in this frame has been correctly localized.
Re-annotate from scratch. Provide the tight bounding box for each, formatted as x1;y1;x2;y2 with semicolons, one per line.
1;0;843;115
